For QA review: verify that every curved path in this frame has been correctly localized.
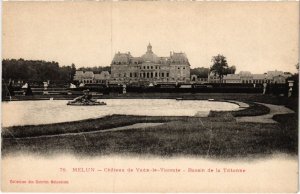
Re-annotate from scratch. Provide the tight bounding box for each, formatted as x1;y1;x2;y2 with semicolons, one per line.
236;102;294;123
227;100;249;109
7;123;164;140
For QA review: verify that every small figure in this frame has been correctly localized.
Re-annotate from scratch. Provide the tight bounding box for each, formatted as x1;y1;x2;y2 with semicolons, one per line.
288;80;294;97
263;82;267;95
26;84;33;96
122;84;126;94
288;87;292;97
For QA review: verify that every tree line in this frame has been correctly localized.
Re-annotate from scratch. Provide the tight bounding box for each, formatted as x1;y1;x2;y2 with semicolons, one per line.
2;59;76;83
77;66;111;74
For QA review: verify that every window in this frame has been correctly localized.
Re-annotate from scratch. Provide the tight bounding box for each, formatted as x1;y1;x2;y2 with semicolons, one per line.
151;66;153;69
147;66;149;69
162;73;165;77
166;73;169;77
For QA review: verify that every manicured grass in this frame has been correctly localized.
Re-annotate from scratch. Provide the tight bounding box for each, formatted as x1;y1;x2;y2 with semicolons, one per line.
2;115;183;138
2;115;237;139
2;113;297;158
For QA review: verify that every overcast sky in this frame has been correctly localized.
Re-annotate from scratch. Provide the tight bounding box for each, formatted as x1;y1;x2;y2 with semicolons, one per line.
3;2;299;73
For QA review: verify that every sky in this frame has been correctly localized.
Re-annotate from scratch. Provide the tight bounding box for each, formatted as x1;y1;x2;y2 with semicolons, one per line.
2;1;299;73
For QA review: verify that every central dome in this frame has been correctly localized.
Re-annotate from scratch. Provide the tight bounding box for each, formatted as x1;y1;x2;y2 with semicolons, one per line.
141;43;159;63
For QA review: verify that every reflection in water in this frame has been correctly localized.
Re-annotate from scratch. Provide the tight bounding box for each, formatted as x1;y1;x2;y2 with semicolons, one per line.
2;99;239;127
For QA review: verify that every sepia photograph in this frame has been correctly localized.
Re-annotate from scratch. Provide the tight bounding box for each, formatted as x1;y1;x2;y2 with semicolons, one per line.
1;1;299;192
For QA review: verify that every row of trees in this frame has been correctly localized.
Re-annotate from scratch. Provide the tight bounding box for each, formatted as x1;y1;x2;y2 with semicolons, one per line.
77;66;111;74
2;55;236;84
2;59;76;83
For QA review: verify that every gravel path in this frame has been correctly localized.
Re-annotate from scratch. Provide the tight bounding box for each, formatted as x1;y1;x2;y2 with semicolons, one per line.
100;123;164;132
236;103;294;123
227;100;250;109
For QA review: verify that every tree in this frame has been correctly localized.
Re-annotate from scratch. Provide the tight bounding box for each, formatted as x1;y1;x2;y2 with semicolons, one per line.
226;65;236;74
210;54;229;82
71;63;76;80
190;67;209;78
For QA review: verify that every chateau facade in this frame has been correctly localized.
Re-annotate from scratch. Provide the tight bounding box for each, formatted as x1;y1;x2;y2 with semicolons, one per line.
190;70;291;84
110;43;191;85
73;70;110;84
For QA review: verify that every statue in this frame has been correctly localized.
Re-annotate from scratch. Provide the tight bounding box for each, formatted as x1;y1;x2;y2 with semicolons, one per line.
67;89;106;106
288;80;294;97
263;82;267;95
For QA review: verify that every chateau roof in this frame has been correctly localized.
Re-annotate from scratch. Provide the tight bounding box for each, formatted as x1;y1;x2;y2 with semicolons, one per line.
74;70;94;80
141;52;159;63
252;74;266;79
239;71;252;75
82;71;94;78
266;70;284;76
112;52;132;64
111;44;189;65
94;71;110;79
75;71;84;75
141;43;159;63
170;52;188;62
223;74;240;80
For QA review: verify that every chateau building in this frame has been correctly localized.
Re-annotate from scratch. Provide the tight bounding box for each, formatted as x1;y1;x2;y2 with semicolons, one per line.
222;71;291;84
110;43;191;85
73;70;110;84
191;70;291;84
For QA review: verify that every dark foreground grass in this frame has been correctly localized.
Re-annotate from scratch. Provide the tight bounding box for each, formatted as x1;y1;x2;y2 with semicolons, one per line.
2;115;193;138
2;113;297;158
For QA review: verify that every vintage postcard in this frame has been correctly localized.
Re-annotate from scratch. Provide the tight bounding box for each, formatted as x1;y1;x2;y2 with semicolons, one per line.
1;1;299;193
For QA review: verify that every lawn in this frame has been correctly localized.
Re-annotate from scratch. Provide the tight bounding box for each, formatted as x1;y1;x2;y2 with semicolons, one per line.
2;114;297;158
